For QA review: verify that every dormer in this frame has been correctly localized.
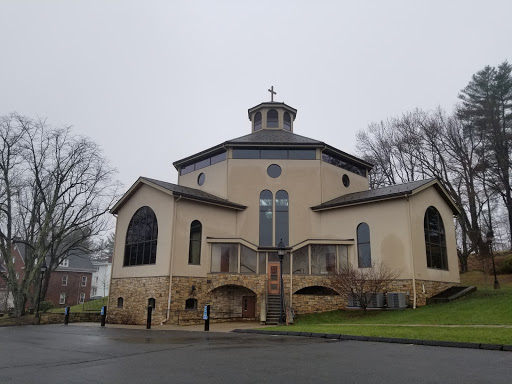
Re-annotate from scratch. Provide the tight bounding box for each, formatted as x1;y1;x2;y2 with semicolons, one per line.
248;102;297;133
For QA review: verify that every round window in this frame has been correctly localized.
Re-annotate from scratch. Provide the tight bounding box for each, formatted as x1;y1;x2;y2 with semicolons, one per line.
197;173;205;186
267;164;282;178
342;174;350;188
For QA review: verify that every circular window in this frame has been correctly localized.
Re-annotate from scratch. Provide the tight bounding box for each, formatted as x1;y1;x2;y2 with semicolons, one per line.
267;164;282;178
197;173;205;186
342;174;350;188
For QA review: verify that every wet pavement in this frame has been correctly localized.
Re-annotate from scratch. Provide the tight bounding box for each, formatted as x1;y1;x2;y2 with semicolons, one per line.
0;323;511;384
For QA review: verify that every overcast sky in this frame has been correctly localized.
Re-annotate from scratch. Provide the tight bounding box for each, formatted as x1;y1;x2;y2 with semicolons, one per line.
1;1;511;190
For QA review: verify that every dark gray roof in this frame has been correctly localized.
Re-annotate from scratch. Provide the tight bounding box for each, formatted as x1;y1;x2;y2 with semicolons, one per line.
312;178;458;211
225;129;323;146
141;177;247;210
55;252;96;273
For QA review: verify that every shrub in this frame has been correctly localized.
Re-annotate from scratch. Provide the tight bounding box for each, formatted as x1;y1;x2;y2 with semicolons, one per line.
496;256;512;274
39;301;55;313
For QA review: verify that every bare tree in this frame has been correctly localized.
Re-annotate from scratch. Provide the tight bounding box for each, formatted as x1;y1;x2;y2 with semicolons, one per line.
330;262;400;314
0;113;121;317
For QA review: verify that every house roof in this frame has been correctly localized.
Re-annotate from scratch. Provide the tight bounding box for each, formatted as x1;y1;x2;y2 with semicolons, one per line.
311;178;461;214
54;252;96;273
111;177;247;214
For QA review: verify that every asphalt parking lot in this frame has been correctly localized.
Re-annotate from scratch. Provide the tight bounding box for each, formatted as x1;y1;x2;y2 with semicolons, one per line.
0;324;511;384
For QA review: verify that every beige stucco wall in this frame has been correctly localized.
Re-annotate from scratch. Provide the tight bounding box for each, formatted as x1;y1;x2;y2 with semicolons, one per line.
178;160;228;199
111;184;174;279
170;199;239;277
316;198;413;279
320;161;369;202
409;187;460;283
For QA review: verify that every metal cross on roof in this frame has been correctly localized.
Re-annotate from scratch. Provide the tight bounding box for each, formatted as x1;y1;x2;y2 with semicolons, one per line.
268;86;276;102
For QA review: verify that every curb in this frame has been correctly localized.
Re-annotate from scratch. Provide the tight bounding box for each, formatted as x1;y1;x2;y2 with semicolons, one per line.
232;329;511;352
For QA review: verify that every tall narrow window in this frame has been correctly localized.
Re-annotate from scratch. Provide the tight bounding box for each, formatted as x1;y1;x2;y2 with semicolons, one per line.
275;190;289;246
124;206;158;266
357;223;371;268
283;112;291;131
59;293;66;305
188;220;202;265
254;111;262;131
117;297;124;308
424;206;448;270
259;190;273;246
267;109;278;128
79;293;85;304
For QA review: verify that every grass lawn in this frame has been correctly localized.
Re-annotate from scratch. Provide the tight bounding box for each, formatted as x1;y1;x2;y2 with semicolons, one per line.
263;274;512;345
47;296;108;313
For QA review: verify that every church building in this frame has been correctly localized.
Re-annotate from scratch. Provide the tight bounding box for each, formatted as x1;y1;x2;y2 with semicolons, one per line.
107;91;460;326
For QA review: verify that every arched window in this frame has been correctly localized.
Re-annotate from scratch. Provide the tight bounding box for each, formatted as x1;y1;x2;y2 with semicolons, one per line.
283;112;291;131
124;206;158;266
254;111;262;131
267;109;278;128
275;190;289;246
185;298;198;310
188;220;202;265
424;206;448;269
117;297;124;308
148;298;156;311
259;190;273;246
357;223;371;268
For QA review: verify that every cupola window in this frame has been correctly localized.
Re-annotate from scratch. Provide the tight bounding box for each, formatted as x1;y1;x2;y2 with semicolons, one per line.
283;112;291;131
254;112;262;131
267;109;278;128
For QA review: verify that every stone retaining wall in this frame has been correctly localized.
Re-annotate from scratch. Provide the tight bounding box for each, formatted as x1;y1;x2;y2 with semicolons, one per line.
40;312;102;324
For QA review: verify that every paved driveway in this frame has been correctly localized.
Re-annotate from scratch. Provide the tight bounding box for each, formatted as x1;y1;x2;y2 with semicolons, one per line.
0;324;510;384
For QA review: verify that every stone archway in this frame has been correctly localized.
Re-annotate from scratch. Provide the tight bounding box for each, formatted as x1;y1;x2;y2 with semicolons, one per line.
209;284;259;321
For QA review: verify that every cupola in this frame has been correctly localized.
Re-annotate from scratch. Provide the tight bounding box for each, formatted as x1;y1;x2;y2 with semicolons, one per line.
248;86;297;133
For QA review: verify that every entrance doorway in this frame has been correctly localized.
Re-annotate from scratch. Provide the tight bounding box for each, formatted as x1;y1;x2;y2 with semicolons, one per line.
242;296;256;318
268;262;280;294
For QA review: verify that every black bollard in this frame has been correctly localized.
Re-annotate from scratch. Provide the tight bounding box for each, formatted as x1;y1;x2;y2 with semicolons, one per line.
101;306;107;327
64;306;70;325
204;304;210;331
146;305;152;329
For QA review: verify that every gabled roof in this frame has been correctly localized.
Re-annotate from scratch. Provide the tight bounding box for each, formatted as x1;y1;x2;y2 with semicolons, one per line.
312;178;460;214
111;177;247;214
53;252;97;273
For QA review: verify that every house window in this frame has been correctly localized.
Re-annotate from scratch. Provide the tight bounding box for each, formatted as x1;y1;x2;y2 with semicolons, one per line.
254;111;262;131
267;109;278;128
311;245;336;274
275;190;289;247
188;220;202;265
12;257;15;264
60;259;69;268
148;298;156;311
16;273;19;280
424;206;448;270
211;243;238;273
259;190;273;246
357;223;372;268
59;293;66;305
185;298;197;310
124;206;158;266
283;112;291;131
92;287;97;295
79;293;85;304
117;297;124;308
62;275;68;286
292;246;309;274
81;276;87;286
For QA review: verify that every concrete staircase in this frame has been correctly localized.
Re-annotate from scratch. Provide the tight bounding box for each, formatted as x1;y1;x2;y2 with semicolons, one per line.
266;294;283;325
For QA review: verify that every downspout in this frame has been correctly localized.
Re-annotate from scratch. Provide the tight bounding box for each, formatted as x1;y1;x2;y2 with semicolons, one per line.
406;194;417;309
165;195;182;323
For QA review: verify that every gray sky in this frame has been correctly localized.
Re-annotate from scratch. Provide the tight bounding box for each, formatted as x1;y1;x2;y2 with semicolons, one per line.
1;0;511;190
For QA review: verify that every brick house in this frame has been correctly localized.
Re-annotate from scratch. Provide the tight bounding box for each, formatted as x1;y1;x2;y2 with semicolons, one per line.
108;96;460;326
0;244;26;313
45;253;95;307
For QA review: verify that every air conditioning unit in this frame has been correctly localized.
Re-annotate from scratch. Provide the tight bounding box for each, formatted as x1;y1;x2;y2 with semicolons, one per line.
386;293;407;309
347;293;361;308
366;293;385;308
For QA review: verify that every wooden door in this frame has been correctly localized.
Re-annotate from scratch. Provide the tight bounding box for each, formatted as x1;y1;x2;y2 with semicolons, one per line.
268;262;280;294
242;296;256;318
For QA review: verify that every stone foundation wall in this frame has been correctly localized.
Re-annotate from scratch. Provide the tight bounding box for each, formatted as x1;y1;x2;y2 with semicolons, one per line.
108;276;169;325
293;294;346;314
